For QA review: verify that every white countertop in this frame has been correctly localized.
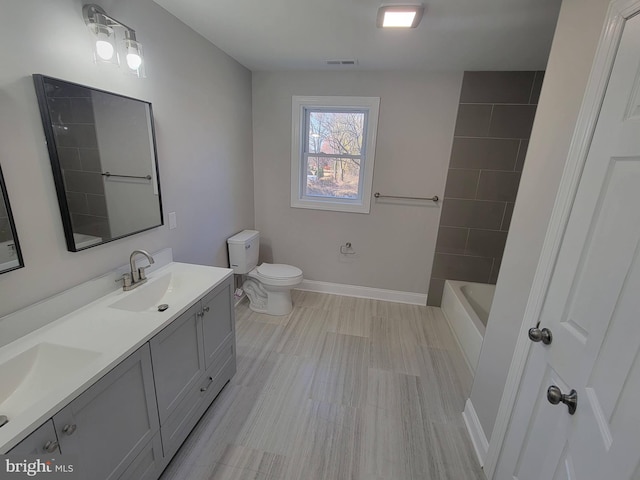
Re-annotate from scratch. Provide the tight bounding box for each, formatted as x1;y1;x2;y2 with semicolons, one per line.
0;262;233;452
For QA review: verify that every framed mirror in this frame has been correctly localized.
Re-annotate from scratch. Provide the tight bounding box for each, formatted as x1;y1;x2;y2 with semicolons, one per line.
0;164;24;274
33;75;163;252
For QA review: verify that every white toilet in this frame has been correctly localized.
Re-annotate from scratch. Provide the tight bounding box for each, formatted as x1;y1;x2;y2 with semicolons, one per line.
227;230;303;315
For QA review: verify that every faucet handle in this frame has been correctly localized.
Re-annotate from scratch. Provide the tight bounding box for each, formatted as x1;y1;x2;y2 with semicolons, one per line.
122;273;132;288
138;265;150;281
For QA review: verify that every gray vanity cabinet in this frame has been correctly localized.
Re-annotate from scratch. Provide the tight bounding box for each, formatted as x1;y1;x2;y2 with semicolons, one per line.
151;276;236;465
52;344;160;480
8;420;60;455
4;273;236;480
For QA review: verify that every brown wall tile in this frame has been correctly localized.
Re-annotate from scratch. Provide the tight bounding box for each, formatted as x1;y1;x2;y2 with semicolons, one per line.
444;169;480;199
454;104;492;137
432;253;493;283
0;218;11;243
489;257;503;284
63;170;104;195
440;199;506;230
476;171;522;202
501;203;515;231
65;191;88;215
466;229;508;258
87;194;108;217
436;226;468;255
460;71;536;104
515;140;529;172
57;147;81;170
489;105;537;139
529;71;545;104
450;138;520;171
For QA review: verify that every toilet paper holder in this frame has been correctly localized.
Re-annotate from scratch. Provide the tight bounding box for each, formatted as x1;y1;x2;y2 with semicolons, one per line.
340;242;356;255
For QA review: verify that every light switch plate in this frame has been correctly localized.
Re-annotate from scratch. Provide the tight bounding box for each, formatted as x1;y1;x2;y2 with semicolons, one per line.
168;212;177;230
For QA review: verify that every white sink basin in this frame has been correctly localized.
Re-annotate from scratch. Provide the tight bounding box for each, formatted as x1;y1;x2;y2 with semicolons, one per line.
109;273;178;312
0;343;101;418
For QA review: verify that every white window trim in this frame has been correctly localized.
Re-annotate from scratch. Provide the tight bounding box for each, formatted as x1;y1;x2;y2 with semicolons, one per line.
291;95;380;214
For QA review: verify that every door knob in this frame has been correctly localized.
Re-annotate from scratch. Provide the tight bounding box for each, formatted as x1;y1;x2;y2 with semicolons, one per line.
528;327;553;345
547;386;577;415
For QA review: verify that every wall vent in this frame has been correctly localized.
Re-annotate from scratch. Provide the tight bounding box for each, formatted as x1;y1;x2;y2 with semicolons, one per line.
326;59;358;65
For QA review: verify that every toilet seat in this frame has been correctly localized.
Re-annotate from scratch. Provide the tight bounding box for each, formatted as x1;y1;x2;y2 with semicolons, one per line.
249;263;303;286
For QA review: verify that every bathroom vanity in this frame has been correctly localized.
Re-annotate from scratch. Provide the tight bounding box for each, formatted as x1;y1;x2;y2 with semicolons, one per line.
0;261;235;480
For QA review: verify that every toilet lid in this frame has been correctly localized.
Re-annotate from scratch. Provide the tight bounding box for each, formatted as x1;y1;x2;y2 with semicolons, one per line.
256;263;302;279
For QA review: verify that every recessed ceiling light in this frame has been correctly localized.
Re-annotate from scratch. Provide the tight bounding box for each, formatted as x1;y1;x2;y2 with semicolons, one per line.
377;4;425;28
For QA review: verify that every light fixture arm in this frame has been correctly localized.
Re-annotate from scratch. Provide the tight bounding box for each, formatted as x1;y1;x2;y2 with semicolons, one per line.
83;4;137;39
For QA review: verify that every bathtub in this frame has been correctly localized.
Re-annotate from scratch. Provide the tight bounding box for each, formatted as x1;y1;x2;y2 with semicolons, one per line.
441;280;495;374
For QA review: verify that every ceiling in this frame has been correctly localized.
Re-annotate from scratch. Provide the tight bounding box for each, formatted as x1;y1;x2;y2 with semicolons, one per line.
153;0;563;72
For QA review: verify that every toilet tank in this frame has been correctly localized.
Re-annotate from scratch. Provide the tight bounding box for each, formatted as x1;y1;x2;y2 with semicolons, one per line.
227;230;260;274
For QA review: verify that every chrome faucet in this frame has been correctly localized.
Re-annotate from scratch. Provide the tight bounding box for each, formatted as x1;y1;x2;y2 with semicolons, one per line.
122;250;155;291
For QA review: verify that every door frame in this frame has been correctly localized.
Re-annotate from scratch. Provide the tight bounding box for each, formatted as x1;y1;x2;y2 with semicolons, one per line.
484;0;640;477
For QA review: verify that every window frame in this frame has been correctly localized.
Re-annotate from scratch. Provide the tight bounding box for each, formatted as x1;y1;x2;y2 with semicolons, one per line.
291;95;380;214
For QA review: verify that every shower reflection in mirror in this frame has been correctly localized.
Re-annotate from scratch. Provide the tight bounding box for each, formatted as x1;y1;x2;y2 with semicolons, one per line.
33;75;163;252
0;164;24;274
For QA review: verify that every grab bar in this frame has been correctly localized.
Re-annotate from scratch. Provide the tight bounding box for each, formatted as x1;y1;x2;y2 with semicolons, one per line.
102;172;152;180
374;192;439;202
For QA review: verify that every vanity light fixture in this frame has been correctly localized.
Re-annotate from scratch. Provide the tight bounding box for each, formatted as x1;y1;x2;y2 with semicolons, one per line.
376;3;425;28
83;4;145;76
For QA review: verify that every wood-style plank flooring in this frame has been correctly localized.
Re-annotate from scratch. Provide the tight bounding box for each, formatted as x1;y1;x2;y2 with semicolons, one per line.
160;291;484;480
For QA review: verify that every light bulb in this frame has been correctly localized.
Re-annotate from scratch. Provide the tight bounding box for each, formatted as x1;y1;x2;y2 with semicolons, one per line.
96;39;114;60
126;52;142;70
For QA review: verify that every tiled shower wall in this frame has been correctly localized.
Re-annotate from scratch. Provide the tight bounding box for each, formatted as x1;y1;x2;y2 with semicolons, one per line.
0;194;10;243
427;71;543;306
47;81;111;239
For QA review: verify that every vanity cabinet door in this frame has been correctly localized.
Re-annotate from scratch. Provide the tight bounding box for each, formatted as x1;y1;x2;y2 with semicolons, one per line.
201;277;235;370
8;420;60;455
149;302;205;424
53;344;159;480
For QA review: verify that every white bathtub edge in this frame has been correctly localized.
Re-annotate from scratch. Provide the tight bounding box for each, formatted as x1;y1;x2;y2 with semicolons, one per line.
297;280;427;305
441;281;484;374
463;398;488;467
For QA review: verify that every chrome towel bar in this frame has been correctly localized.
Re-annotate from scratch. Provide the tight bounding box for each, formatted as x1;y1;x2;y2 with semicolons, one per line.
102;172;152;180
374;192;439;202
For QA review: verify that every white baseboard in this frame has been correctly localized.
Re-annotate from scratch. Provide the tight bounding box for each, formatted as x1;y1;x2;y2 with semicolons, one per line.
296;279;427;305
463;398;489;467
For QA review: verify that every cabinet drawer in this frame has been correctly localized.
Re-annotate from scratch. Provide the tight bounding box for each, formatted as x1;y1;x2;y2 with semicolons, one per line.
120;432;163;480
160;338;235;465
8;420;60;455
159;371;211;463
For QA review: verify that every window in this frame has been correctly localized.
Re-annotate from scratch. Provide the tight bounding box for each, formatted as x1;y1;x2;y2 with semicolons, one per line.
291;96;380;213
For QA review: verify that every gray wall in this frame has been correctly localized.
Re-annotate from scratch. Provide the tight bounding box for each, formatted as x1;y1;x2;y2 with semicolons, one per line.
469;0;613;442
0;0;254;318
428;71;542;306
252;71;462;295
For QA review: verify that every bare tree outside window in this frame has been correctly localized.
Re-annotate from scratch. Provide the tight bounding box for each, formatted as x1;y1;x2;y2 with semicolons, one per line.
304;110;366;199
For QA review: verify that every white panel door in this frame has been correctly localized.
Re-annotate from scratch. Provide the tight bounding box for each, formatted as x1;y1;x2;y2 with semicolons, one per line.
495;12;640;480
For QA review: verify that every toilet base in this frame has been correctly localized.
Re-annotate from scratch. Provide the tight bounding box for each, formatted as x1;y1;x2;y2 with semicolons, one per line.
242;278;295;316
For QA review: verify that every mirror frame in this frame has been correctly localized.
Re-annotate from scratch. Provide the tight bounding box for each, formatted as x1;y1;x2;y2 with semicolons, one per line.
0;163;25;274
32;74;164;252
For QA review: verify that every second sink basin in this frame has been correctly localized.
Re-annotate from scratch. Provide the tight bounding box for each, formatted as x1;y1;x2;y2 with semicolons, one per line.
0;343;101;418
109;273;176;312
